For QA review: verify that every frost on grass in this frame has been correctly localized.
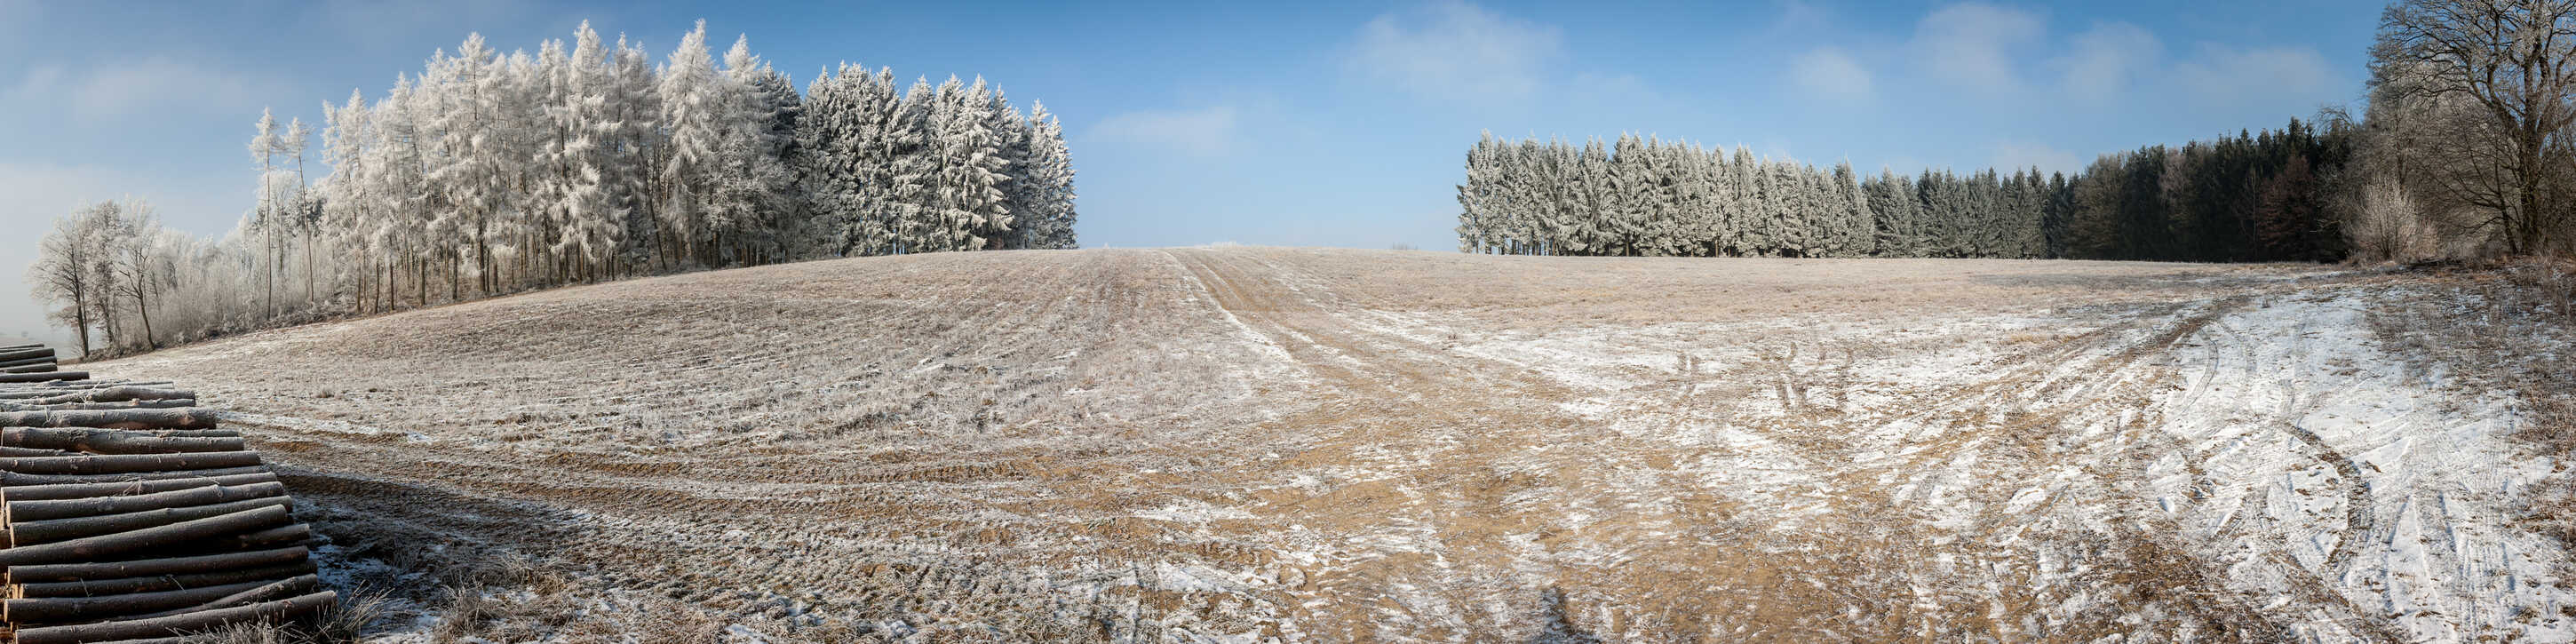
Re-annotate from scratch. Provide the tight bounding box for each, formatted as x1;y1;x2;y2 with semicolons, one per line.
90;248;2576;640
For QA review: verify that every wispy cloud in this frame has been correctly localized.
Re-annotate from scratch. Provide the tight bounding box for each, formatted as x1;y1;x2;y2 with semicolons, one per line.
1345;0;1562;104
1790;47;1873;104
2171;44;2337;108
1990;141;2083;175
4;58;289;123
2054;22;2160;102
1086;106;1239;156
1912;3;2044;93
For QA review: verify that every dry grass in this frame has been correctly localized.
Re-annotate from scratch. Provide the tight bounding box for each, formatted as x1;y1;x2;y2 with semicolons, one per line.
85;248;2554;640
2370;258;2576;553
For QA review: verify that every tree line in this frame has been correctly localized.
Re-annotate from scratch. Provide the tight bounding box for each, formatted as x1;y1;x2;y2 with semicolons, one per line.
1461;0;2576;264
25;20;1077;355
1454;123;2350;262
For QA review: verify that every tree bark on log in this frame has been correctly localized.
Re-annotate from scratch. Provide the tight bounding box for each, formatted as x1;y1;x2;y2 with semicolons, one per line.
0;373;87;385
0;473;279;503
0;446;69;457
2;466;271;486
9;388;196;405
33;381;175;390
11;497;290;545
0;452;263;475
13;561;315;599
0;409;220;430
0;348;56;362
168;524;312;556
0;365;59;375
4;576;297;624
0;400;200;412
4;546;309;584
3;428;244;455
10;482;287;521
119;575;320;622
0;505;290;567
0;355;54;368
9;590;334;644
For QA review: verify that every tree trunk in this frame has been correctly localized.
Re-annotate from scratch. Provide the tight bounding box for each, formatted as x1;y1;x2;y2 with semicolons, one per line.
11;497;290;545
4;426;240;454
0;451;263;475
0;408;218;430
0;505;290;567
1;472;278;502
8;590;333;644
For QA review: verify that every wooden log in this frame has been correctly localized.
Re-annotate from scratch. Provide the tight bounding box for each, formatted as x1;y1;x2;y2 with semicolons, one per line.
0;409;219;430
28;381;173;390
1;429;242;455
11;497;290;545
13;561;314;598
2;466;270;486
0;505;290;567
0;452;262;475
173;523;312;553
1;364;58;375
16;388;196;406
11;482;286;521
0;446;70;457
0;372;86;385
0;466;270;487
0;354;52;367
0;473;278;502
1;400;200;412
10;590;334;644
0;348;55;362
0;343;44;352
120;575;321;622
4;546;309;584
4;576;297;624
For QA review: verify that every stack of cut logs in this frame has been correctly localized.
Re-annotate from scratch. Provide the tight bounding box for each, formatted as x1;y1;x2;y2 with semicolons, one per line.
0;343;334;643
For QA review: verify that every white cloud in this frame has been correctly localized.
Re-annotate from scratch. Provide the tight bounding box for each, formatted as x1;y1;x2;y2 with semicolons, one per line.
1912;3;2044;93
2055;22;2160;102
1790;47;1873;103
2171;44;2338;108
1991;141;2083;175
1086;106;1239;156
1346;1;1562;103
4;58;287;123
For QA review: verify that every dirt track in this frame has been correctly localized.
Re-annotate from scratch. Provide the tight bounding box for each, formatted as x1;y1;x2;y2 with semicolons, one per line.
93;248;2576;641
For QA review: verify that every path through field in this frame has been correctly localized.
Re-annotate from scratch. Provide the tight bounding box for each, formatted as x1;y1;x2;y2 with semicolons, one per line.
95;248;2576;641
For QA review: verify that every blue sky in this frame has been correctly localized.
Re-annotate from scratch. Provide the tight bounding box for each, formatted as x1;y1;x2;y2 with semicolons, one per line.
0;0;2382;342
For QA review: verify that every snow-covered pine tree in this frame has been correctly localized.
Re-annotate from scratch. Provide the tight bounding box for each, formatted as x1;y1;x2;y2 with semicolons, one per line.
1728;147;1761;256
656;21;724;267
1604;133;1650;256
705;35;794;265
984;86;1031;249
1457;132;1497;253
1021;100;1077;250
922;76;1010;252
608;33;661;274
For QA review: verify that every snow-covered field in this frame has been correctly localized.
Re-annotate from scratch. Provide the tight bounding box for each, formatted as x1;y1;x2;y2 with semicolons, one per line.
91;248;2576;641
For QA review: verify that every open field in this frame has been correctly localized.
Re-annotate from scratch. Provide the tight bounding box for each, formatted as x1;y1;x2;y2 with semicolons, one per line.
91;248;2576;641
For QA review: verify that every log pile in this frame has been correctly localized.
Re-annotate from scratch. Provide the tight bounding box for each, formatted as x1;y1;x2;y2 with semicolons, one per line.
0;352;332;643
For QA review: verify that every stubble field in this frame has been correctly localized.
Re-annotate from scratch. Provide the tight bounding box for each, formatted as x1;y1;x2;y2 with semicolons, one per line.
92;247;2576;642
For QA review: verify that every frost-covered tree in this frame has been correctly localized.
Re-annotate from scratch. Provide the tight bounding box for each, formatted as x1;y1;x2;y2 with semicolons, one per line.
1020;100;1078;250
27;19;1081;352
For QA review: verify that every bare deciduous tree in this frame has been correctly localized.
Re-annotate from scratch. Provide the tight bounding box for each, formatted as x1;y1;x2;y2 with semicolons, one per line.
2373;0;2576;254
